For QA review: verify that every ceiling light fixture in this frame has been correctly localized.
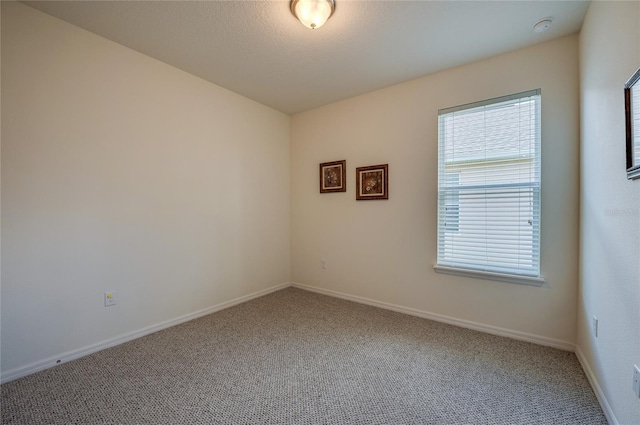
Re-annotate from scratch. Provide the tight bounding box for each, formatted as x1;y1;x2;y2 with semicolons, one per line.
291;0;335;30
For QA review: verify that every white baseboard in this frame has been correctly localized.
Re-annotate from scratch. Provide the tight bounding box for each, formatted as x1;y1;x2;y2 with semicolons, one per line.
0;282;291;384
575;346;618;425
291;282;575;351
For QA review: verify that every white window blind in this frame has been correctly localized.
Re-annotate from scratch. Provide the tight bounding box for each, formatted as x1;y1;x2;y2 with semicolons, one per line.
437;90;541;279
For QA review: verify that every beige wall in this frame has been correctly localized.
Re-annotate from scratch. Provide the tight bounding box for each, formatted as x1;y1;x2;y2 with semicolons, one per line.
1;2;290;375
291;35;580;347
578;2;640;424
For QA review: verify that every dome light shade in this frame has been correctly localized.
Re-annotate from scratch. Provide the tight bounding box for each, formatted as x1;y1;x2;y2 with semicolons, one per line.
291;0;335;30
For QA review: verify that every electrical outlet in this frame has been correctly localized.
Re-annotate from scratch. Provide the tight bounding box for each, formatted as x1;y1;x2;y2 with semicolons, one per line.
592;316;598;338
320;259;327;269
633;364;640;399
104;292;117;307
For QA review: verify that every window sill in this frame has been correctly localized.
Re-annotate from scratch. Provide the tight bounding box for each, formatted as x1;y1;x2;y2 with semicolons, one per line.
433;265;545;286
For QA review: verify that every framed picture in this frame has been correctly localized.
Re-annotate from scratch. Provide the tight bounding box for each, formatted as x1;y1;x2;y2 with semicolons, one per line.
356;164;388;200
319;160;346;193
624;67;640;180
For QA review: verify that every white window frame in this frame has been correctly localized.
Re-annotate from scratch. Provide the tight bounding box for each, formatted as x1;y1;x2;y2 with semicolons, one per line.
434;90;544;286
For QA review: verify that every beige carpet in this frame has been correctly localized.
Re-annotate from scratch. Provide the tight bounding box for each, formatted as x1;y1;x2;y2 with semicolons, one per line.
1;287;606;424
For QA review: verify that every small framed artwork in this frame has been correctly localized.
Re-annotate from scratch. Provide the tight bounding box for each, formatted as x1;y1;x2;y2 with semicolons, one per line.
319;160;346;193
356;164;388;200
624;66;640;180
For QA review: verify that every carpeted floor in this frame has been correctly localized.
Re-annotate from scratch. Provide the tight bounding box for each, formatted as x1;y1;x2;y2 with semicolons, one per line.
1;287;606;424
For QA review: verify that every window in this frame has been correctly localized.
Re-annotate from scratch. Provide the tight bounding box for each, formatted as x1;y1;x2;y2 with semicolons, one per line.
435;90;543;285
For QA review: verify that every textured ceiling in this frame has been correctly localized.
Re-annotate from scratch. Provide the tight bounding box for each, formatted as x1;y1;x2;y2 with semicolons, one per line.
23;1;590;114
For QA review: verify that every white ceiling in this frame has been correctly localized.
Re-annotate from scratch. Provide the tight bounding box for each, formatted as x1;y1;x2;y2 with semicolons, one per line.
23;0;590;114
